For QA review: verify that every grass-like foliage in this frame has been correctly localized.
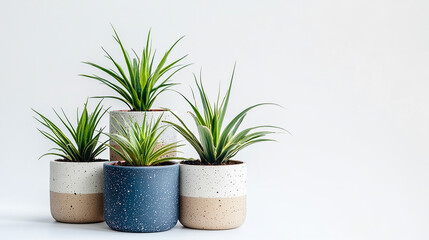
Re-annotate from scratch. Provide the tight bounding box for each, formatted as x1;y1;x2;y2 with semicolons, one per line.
81;27;188;111
164;66;284;165
107;114;183;166
33;101;108;162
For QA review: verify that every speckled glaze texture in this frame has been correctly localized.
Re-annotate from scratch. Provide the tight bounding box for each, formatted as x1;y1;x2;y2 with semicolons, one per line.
179;161;247;230
103;161;179;232
49;160;106;223
109;110;177;161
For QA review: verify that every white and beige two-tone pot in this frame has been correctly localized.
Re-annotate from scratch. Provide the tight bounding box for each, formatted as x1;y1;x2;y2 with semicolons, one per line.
179;161;246;230
109;110;177;162
50;160;106;223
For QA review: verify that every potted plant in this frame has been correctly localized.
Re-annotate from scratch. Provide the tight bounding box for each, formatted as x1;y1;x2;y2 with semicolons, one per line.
33;101;108;223
81;27;188;162
103;114;182;232
164;66;284;230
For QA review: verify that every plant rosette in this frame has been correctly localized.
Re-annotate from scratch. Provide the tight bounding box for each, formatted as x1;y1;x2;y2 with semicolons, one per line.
50;159;107;223
109;110;177;162
103;161;179;232
179;160;246;230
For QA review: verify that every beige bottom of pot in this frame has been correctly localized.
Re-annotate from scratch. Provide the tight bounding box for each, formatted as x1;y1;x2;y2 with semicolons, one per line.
179;161;246;230
50;160;105;223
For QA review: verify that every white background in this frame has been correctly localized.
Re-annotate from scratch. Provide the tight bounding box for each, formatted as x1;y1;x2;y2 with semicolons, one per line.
1;0;429;239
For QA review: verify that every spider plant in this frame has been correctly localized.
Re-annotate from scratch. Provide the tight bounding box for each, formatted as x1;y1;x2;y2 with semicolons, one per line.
33;101;108;162
106;114;183;166
81;27;189;111
164;66;284;165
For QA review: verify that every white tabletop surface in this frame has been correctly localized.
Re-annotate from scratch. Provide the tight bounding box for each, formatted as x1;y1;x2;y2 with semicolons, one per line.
0;201;287;240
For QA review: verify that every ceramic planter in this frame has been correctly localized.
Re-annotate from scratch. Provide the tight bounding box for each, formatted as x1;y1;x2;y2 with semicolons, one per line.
109;110;177;162
103;161;179;232
50;160;106;223
179;161;247;230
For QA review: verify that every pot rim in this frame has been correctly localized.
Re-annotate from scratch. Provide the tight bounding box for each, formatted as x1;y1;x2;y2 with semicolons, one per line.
109;109;170;113
179;160;245;167
104;160;179;169
51;159;108;164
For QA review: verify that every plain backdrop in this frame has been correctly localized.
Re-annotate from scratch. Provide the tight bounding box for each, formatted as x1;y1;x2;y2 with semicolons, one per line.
1;0;429;239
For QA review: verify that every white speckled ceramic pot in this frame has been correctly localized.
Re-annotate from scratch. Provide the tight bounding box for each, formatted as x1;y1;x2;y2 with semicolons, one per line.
50;160;106;223
179;161;246;230
109;110;177;161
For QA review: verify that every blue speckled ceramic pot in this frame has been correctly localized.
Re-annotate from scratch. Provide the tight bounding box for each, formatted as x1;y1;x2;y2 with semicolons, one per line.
103;161;179;233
